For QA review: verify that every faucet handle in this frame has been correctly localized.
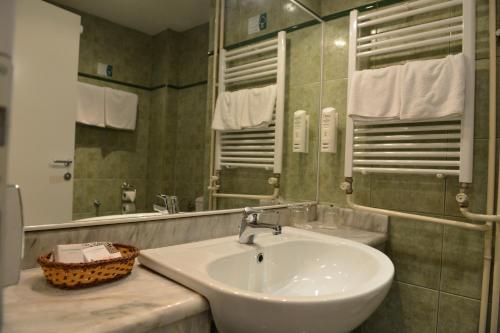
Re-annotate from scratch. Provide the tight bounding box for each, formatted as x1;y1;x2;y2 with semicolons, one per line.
243;207;264;224
273;225;282;235
243;207;264;216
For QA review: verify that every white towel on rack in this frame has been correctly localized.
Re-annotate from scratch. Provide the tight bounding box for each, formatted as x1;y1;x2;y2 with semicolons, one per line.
400;53;465;120
76;82;105;128
240;84;277;128
104;87;138;130
212;91;242;130
212;85;277;130
347;65;403;121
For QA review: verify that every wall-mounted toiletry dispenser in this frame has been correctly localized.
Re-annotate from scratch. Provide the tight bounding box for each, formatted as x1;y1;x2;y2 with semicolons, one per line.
293;110;309;153
320;107;338;153
97;62;113;77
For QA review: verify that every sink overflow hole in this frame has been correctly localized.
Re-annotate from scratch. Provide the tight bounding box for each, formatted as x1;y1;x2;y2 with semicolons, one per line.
257;253;264;263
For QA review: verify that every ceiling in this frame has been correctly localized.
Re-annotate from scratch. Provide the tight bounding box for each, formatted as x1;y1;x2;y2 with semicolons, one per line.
50;0;210;35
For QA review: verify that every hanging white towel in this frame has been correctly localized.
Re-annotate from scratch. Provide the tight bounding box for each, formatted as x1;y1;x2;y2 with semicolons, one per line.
347;65;403;121
240;84;277;128
104;87;138;130
212;85;277;130
76;82;105;128
212;91;242;130
400;53;465;120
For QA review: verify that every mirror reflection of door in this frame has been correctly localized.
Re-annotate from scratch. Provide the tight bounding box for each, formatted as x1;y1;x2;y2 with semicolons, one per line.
8;0;81;226
9;0;323;226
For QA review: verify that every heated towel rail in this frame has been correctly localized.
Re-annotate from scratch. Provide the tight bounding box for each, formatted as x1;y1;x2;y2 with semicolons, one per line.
210;31;286;201
340;3;500;333
344;0;475;183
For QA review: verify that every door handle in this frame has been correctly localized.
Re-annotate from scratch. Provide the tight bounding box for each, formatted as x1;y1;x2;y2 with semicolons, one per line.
2;184;24;286
52;160;73;167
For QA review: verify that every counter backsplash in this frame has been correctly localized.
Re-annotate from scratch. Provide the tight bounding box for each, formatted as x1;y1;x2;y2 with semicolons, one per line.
23;207;291;269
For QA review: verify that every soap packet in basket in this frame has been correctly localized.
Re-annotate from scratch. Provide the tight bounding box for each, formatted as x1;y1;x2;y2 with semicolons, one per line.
54;242;122;263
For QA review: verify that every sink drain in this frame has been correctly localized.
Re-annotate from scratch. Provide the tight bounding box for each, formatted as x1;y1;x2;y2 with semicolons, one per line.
256;252;264;263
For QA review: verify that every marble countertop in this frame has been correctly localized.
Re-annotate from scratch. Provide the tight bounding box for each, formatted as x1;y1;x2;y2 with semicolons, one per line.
2;265;209;333
297;222;388;247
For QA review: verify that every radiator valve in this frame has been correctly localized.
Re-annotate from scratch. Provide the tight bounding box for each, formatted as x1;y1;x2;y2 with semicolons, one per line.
340;177;353;194
455;193;469;207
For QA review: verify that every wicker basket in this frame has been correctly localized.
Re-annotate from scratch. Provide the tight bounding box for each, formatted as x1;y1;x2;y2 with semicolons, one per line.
37;243;139;289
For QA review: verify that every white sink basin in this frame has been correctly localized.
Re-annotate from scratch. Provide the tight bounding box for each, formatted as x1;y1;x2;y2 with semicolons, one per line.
139;227;394;333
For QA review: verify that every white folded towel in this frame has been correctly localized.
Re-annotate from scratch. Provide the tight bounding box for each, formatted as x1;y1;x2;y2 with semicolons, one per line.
212;84;277;130
347;65;403;121
212;91;242;130
240;84;277;128
76;82;105;128
104;87;138;130
400;53;465;120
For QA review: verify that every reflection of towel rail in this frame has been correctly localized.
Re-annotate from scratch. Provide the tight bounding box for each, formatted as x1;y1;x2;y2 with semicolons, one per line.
211;31;286;202
215;31;285;173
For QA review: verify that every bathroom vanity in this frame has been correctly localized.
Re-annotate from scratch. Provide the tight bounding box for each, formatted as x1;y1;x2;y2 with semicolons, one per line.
3;219;388;333
3;266;211;333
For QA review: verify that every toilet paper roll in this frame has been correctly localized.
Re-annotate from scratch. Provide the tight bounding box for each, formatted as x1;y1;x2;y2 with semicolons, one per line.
122;203;136;214
122;190;136;203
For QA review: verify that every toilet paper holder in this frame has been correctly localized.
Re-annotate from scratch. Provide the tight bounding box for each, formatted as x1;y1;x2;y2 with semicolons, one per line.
121;182;135;191
121;182;137;204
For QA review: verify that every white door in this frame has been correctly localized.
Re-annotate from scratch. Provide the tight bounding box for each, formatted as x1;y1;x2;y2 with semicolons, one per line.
7;0;81;226
0;0;17;290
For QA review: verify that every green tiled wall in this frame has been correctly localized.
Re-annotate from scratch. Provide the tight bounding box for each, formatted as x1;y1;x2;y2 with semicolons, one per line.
73;13;153;219
72;10;209;218
224;0;321;46
317;1;495;332
150;24;210;212
78;13;153;87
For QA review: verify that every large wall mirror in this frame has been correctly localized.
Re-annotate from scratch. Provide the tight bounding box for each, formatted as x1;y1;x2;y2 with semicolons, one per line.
8;0;323;226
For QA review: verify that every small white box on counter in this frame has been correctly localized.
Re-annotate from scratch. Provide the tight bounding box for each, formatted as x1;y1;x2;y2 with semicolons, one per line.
54;242;121;263
54;244;85;264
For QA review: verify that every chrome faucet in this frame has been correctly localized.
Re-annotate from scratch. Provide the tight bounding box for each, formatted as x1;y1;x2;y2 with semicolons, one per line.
153;194;169;213
239;207;282;244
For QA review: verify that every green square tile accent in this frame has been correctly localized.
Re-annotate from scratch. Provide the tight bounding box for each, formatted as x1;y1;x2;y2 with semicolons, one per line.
370;174;445;215
437;292;480;333
474;60;490;140
388;217;443;289
440;225;484;299
473;0;490;60
324;17;349;81
286;25;322;86
284;0;321;27
361;282;439;333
